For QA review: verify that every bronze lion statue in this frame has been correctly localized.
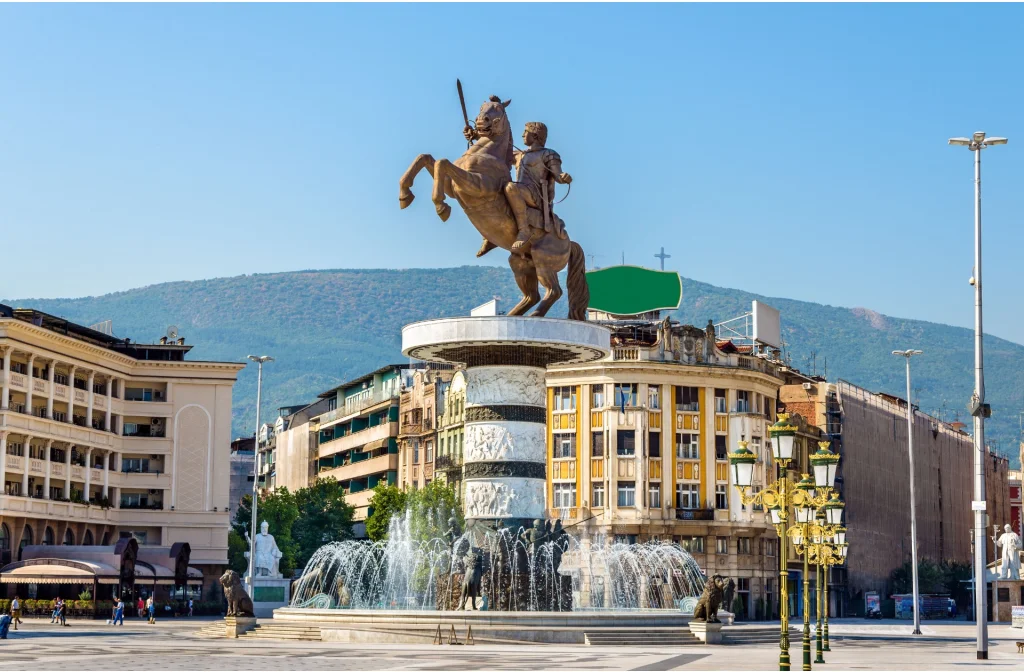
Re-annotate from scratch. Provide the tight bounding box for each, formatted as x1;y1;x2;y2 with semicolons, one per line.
692;573;726;623
219;569;255;617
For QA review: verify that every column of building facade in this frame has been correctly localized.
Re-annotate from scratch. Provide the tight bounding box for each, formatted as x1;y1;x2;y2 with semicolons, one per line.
46;358;55;419
63;443;72;499
25;354;36;414
86;371;95;428
21;436;29;495
1;347;11;410
102;451;110;499
704;385;717;510
84;447;93;500
635;385;645;514
104;378;112;431
0;431;6;491
43;439;52;499
68;364;78;423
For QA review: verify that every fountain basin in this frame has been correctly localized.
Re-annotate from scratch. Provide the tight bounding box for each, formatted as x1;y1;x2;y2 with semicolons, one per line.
271;607;692;644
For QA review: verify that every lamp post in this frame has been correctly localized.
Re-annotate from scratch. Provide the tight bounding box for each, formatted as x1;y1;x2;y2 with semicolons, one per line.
892;348;923;635
949;131;1006;660
727;415;798;671
245;354;273;590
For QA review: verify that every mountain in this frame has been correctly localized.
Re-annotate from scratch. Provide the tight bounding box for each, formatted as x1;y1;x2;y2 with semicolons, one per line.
7;267;1022;468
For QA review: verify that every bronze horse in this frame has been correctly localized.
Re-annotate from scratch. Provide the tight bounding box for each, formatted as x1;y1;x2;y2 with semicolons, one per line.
398;96;589;319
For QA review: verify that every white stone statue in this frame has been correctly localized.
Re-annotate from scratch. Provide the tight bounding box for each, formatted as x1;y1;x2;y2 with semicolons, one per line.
245;520;284;578
994;523;1022;580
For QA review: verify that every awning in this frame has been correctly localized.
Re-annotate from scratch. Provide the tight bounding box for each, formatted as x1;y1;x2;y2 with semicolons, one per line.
0;559;120;585
135;561;204;585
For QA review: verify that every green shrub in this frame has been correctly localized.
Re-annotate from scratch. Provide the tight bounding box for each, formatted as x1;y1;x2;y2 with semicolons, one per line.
732;595;745;621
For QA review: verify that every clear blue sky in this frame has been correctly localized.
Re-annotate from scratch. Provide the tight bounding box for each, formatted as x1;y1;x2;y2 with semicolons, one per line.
2;4;1023;342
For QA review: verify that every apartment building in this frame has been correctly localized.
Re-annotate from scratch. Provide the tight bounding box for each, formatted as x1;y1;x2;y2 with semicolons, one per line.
397;367;455;491
0;306;243;592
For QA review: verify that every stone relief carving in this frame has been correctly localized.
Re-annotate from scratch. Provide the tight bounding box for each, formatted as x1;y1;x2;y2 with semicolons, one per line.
464;479;544;519
464;422;546;463
466;366;546;407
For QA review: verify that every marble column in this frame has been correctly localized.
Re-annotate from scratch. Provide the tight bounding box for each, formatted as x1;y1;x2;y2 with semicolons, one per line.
25;354;36;414
46;360;55;420
0;432;7;493
104;378;112;431
43;439;52;499
64;445;72;499
67;365;77;423
102;451;110;498
21;438;29;495
86;371;95;429
85;447;93;500
1;348;11;410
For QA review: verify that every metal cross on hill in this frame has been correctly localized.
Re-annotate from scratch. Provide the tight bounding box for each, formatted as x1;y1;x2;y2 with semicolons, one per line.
654;247;671;270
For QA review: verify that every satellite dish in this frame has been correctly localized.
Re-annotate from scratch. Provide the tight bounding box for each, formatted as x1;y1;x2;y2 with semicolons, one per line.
166;325;179;341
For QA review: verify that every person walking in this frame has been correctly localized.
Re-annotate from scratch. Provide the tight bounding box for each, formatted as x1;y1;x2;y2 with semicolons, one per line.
187;598;194;618
146;595;155;624
50;598;59;624
57;598;67;627
9;595;22;630
137;596;145;619
113;598;125;626
0;612;11;639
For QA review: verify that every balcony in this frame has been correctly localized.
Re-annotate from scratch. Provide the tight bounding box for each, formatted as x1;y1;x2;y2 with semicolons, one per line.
435;454;463;472
123;424;165;438
319;422;395;458
675;508;715;521
319;453;398;483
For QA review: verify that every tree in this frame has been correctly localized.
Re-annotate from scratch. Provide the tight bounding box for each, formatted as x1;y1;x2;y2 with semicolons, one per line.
227;530;248;574
365;484;407;542
233;488;300;577
406;480;463;545
293;477;356;570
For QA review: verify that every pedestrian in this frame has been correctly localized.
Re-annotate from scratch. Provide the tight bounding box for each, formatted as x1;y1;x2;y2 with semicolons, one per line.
137;596;145;619
50;598;59;624
188;597;194;617
146;595;155;624
57;598;67;627
113;598;124;626
10;595;22;630
0;613;11;639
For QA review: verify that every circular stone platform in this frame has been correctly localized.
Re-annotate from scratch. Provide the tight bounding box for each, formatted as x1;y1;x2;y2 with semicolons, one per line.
402;317;610;526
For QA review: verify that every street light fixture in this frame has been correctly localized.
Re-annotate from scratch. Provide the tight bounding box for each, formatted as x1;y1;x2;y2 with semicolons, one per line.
892;348;923;635
245;354;274;591
949;130;1006;661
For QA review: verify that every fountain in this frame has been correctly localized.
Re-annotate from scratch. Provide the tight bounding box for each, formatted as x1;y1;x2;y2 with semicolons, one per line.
269;316;710;643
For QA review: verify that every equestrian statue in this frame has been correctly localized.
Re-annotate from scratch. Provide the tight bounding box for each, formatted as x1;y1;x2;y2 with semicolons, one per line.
398;81;589;320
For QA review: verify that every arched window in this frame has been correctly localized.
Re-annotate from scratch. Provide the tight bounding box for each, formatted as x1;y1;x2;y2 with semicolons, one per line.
63;529;74;546
83;530;94;545
18;525;32;560
43;526;55;545
0;523;9;552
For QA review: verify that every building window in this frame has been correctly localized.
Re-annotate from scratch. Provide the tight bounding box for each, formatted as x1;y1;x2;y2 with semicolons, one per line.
647;386;660;410
715;435;728;460
676;483;700;509
737;537;751;554
591;384;605;408
614;383;638;408
553;386;576;411
591;432;605;458
680;536;705;553
762;537;777;557
716;537;729;555
716;483;728;509
649;484;661;509
553;482;577;508
675;386;700;412
553;433;576;459
617;483;636;507
592;482;605;508
648;431;661;458
753;393;762;414
616;430;636;456
715;388;727;413
735;390;750;413
676;433;699;460
425;441;433;462
412;442;419;464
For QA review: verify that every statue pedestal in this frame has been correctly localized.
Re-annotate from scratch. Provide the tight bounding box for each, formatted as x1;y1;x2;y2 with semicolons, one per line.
992;579;1024;623
715;609;735;626
250;577;291;618
402;317;610;530
688;621;724;644
225;616;257;638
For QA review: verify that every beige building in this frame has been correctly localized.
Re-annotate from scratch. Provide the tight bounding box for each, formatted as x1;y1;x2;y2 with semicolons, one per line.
435;370;466;495
545;319;783;618
0;306;243;592
397;367;455;491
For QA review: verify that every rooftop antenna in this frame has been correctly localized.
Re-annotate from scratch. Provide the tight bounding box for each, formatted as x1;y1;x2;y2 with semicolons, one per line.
654;247;671;271
166;325;179;341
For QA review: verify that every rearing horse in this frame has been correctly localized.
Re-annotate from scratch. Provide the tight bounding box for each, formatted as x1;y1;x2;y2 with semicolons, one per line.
398;96;589;319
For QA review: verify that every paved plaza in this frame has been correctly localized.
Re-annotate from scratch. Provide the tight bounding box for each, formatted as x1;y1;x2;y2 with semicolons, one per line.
1;617;1022;670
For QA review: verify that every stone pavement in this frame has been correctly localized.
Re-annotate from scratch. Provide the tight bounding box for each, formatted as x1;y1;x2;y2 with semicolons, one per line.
0;617;1022;670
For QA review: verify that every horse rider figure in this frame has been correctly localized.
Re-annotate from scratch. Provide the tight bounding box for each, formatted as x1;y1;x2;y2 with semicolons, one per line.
465;121;572;257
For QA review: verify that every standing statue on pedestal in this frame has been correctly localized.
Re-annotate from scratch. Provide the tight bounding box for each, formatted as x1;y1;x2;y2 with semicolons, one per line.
245;520;284;578
994;523;1022;580
398;81;590;319
459;547;483;610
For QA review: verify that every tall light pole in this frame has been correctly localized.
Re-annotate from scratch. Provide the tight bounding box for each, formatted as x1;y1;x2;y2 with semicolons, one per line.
246;354;273;590
948;131;1006;660
892;349;923;635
